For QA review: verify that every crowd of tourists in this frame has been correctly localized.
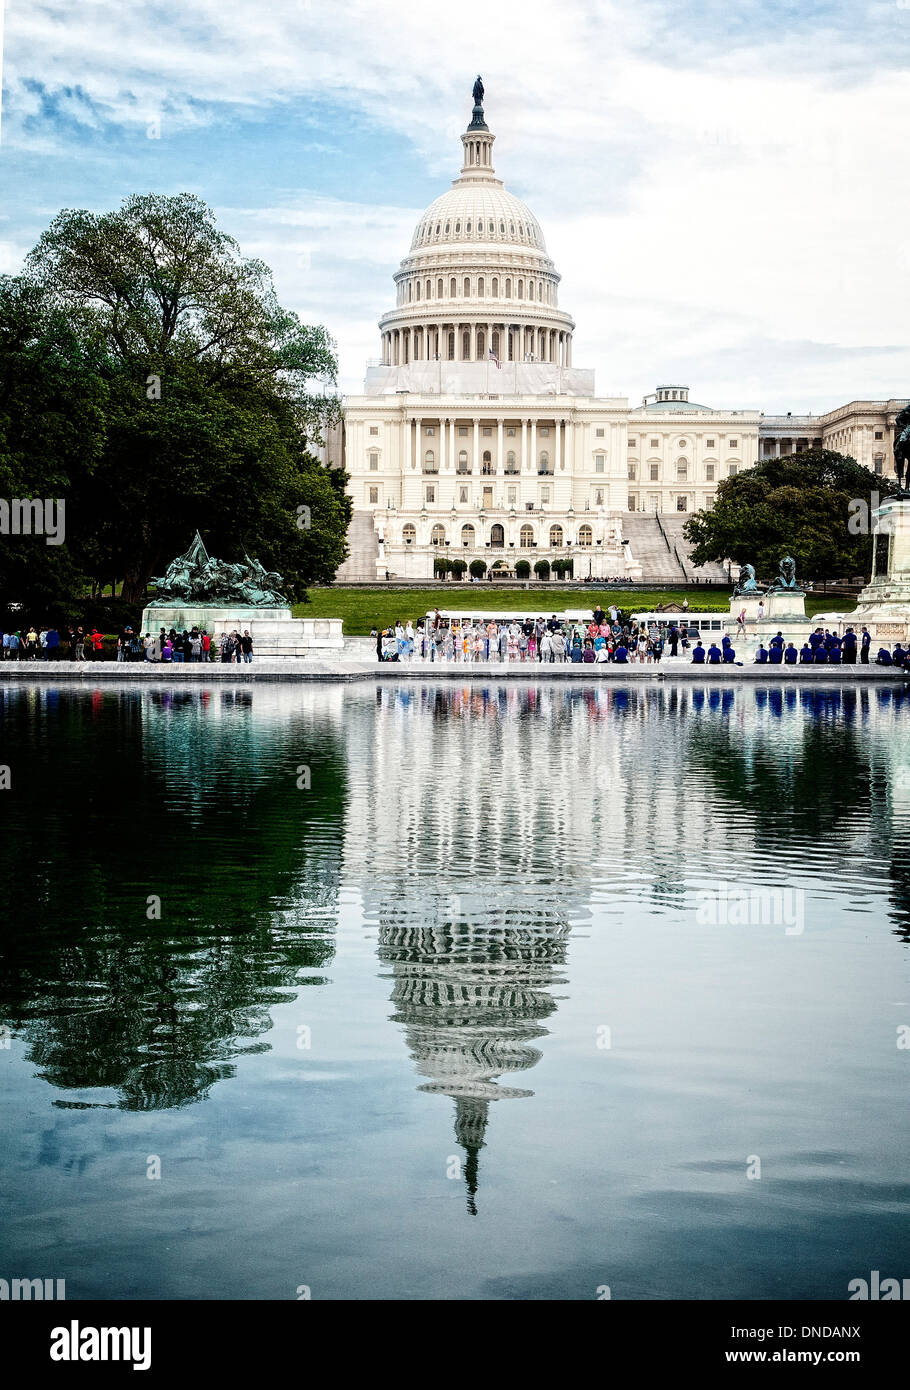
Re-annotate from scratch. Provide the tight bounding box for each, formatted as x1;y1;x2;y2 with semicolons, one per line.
117;626;254;663
375;605;698;664
1;625;105;660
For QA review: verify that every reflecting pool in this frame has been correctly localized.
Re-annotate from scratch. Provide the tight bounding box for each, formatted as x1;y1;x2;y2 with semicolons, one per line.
1;681;909;1299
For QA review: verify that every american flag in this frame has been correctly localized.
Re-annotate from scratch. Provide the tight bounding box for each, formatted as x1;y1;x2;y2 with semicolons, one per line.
488;347;501;369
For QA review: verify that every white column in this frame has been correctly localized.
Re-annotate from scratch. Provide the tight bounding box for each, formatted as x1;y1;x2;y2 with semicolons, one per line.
440;417;447;470
449;417;456;471
521;418;528;472
473;418;479;470
556;418;562;471
531;419;537;473
470;324;477;361
497;419;504;472
405;413;411;472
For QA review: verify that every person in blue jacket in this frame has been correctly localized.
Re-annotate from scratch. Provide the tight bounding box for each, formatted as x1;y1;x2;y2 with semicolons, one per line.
722;640;736;663
754;644;769;664
893;643;906;666
814;644;828;662
691;640;706;664
769;631;785;652
707;642;723;664
876;647;893;666
613;641;629;663
809;628;824;651
799;643;814;663
842;628;857;664
784;643;798;664
768;641;783;664
828;636;842;664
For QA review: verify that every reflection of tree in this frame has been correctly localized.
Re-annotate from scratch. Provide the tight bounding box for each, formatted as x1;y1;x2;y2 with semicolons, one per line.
377;904;569;1214
0;688;345;1108
687;687;872;839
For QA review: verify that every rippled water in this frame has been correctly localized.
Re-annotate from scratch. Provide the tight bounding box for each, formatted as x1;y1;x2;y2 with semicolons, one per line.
1;680;909;1300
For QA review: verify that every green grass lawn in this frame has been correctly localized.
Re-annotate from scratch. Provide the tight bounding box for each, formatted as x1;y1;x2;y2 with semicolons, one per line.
294;586;857;635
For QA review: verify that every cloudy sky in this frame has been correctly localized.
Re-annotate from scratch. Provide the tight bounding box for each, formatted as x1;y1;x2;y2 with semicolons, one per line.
2;0;909;411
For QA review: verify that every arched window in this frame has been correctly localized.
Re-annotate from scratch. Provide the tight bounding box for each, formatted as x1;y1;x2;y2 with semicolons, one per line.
403;524;416;543
455;221;460;234
506;450;517;472
476;330;485;359
491;331;500;357
478;276;485;297
415;281;420;300
424;449;436;472
450;277;456;297
539;451;550;473
431;524;446;545
425;280;431;298
458;449;469;472
461;524;475;547
462;331;470;359
463;276;470;297
578;525;593;547
407;282;412;301
505;278;512;298
550;525;563;548
490;524;505;548
520;524;534;548
447;332;455;360
492;277;499;297
517;279;524;299
437;278;443;298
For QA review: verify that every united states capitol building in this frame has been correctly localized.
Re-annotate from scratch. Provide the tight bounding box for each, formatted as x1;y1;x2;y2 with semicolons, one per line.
333;83;907;584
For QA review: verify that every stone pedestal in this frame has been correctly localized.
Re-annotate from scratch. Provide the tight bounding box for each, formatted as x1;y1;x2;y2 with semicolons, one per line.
815;497;910;641
725;589;813;657
139;606;343;659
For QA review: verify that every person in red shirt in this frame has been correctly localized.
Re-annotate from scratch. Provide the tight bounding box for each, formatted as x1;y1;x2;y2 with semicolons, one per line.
90;629;104;659
201;631;211;663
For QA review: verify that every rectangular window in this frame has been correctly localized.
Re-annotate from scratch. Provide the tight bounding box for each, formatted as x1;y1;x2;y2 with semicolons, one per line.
459;426;468;436
483;426;492;436
369;452;379;471
628;495;637;511
368;487;379;504
425;426;435;436
369;426;379;436
539;428;550;437
627;438;635;448
650;438;659;448
425;486;435;503
541;487;550;504
459;487;468;503
706;494;715;508
729;438;738;448
649;464;659;481
507;427;516;437
507;487;517;504
729;464;738;477
874;456;883;475
875;431;883;440
596;428;605;438
628;464;636;480
706;438;715;448
595;455;605;473
483;487;493;506
705;464;715;481
676;495;688;511
594;488;604;505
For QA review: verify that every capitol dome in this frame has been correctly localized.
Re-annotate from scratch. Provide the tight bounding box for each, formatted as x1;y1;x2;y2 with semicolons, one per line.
377;82;574;370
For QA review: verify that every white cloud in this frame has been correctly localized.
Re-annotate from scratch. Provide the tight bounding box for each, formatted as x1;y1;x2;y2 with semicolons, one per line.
4;0;910;409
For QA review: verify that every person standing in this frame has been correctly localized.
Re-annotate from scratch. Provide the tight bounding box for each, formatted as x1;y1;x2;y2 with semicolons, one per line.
240;630;253;664
46;626;60;661
841;628;857;665
860;628;871;665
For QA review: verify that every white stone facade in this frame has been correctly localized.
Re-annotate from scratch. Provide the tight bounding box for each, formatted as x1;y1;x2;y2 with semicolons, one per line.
335;92;908;583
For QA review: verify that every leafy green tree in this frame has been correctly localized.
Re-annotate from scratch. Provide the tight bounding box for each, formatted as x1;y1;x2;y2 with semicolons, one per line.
533;559;551;579
469;559;487;578
19;193;350;606
448;558;467;579
683;450;898;583
515;559;531;578
433;557;449;578
552;557;573;578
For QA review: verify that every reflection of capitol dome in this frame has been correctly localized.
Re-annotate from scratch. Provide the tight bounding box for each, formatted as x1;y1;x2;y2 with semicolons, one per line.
379;908;569;1214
